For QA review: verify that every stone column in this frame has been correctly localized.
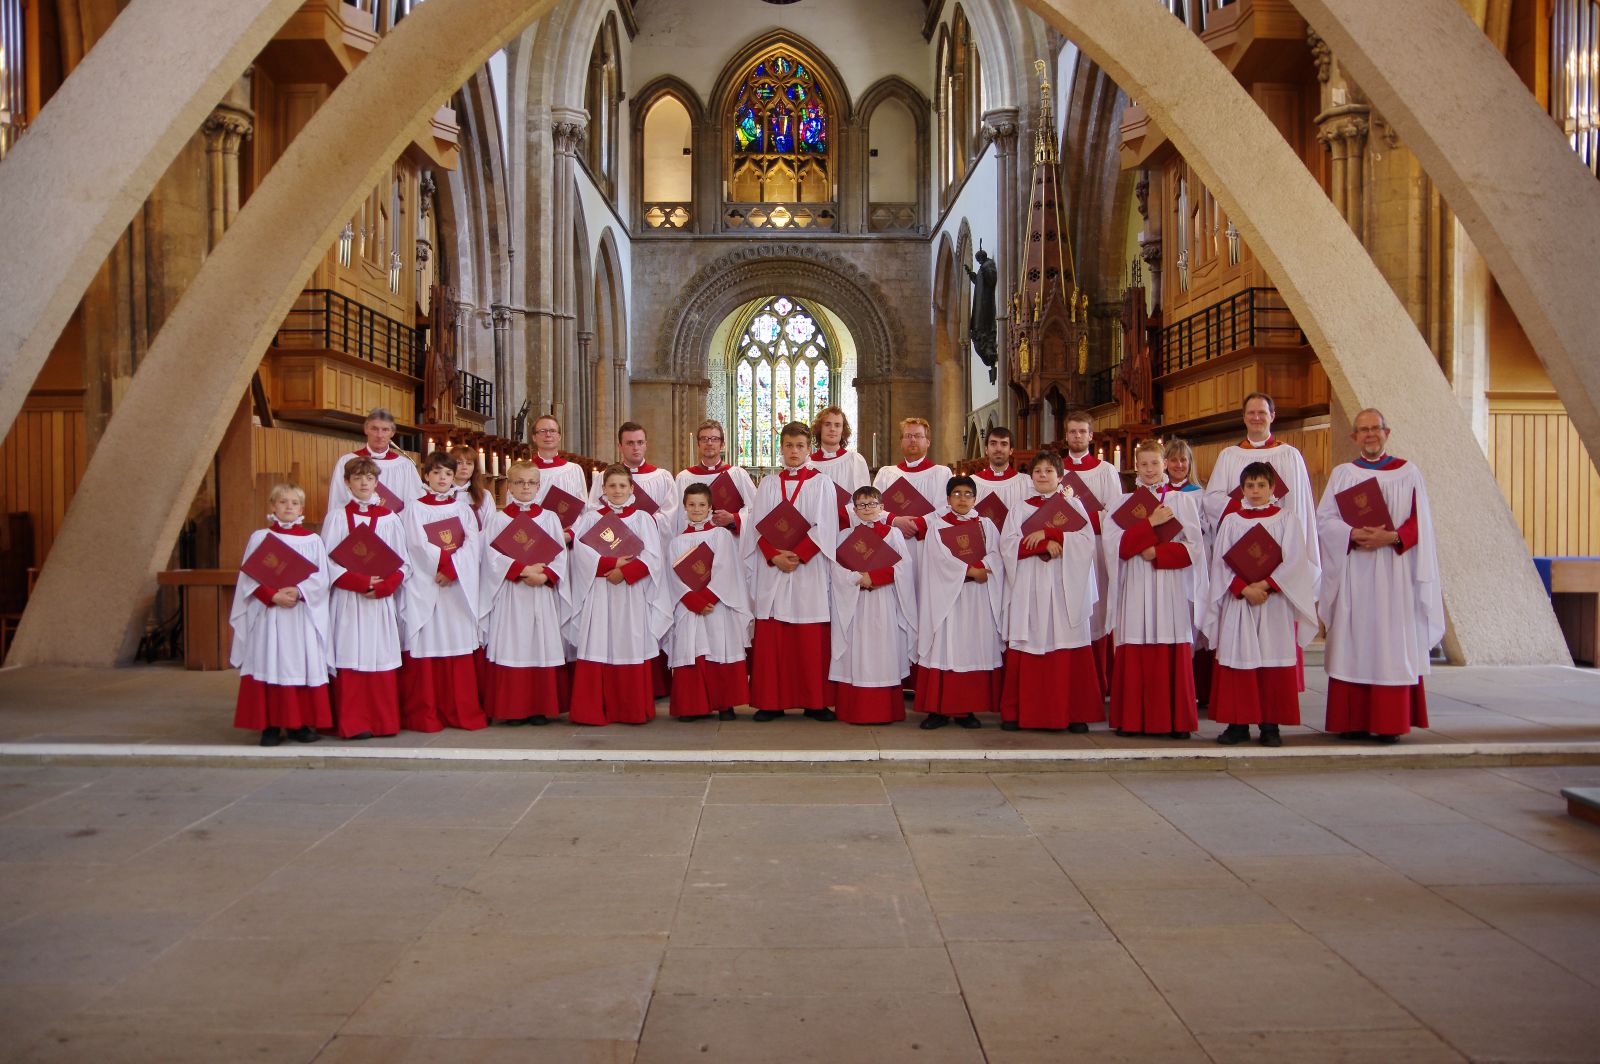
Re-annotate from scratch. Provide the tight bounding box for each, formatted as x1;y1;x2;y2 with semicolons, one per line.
575;329;595;455
1316;107;1370;237
981;106;1020;430
202;105;253;250
491;303;512;436
549;108;587;432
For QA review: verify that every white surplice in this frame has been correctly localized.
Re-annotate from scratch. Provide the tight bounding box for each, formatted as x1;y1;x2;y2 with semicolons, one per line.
1316;459;1445;686
873;457;954;580
742;467;840;624
320;502;408;672
674;463;757;536
587;463;679;543
972;467;1031;530
806;447;872;494
917;512;1006;672
829;520;917;686
665;522;753;668
1000;492;1099;653
230;525;333;685
1200;506;1318;669
566;504;674;665
530;455;591;509
1099;483;1208;647
1061;453;1124;642
477;501;573;669
327;447;423;517
400;493;483;657
1203;438;1322;579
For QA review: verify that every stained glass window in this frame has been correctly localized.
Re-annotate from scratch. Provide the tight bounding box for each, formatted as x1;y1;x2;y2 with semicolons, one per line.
730;296;846;470
727;47;832;205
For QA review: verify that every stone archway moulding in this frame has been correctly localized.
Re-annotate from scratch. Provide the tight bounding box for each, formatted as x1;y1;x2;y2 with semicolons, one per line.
0;0;304;443
1;0;1580;665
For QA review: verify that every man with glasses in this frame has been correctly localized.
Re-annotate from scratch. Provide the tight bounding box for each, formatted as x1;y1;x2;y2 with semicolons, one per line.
675;419;756;538
528;414;590;540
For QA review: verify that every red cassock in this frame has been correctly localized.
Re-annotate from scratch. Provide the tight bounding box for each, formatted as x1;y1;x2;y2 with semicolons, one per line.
230;524;335;732
321;501;408;737
665;522;753;717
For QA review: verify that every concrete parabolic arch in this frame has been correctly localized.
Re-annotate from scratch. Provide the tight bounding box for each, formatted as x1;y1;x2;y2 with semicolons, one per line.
2;0;1579;665
0;0;304;442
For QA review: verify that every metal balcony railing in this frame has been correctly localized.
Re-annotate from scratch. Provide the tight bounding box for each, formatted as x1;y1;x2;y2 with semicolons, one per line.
1157;286;1305;376
456;370;493;417
274;289;422;378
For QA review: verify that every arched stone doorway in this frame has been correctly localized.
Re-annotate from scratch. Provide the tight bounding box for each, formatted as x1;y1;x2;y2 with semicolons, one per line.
652;244;923;472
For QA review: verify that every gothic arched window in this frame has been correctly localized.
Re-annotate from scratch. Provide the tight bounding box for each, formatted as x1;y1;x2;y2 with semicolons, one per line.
731;297;836;468
727;46;835;221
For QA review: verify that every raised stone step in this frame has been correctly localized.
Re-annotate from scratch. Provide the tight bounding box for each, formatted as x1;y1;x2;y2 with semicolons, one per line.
1563;787;1600;827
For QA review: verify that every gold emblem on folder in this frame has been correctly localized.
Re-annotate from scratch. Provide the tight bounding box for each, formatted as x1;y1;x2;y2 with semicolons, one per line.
513;529;531;545
1132;503;1149;519
353;543;370;558
600;528;618;546
439;530;455;546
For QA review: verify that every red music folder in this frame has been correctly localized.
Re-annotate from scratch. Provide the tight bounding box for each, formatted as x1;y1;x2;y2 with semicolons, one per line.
1333;477;1394;530
630;479;661;515
939;522;987;567
708;471;744;514
327;523;403;578
422;515;468;555
879;476;935;518
373;479;406;513
540;485;584;529
1063;471;1104;512
1222;523;1285;584
490;513;563;568
1110;486;1181;545
975;492;1009;528
1020;492;1088;536
834;482;852;510
579;511;647;560
241;533;318;589
673;541;715;593
755;498;812;552
836;525;903;573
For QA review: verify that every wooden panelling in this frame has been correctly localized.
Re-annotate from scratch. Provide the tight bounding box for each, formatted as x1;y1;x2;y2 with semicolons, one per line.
264;349;416;426
1158;347;1327;428
249;424;405;529
1488;398;1600;557
0;402;88;568
1190;423;1332;501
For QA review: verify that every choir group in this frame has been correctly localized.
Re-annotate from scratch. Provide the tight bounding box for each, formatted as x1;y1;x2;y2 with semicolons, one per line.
229;395;1443;748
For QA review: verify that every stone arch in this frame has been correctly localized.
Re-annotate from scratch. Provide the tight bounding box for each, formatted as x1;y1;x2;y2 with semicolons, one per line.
7;0;1590;665
630;75;709;232
593;226;628;452
858;76;932;234
932;233;966;464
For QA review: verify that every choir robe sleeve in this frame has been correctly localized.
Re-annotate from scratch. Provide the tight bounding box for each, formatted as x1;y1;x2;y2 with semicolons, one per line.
917;516;1007;663
830;525;917;674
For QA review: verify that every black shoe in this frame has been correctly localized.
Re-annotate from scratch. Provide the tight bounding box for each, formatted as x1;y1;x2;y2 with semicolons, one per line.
920;714;949;730
259;728;283;748
676;714;705;722
1260;727;1283;748
1338;731;1369;741
1066;722;1089;734
1168;731;1191;740
348;731;374;741
1216;724;1250;746
528;715;551;726
289;726;320;743
956;714;982;729
719;709;738;721
752;710;783;722
804;708;836;721
1114;728;1140;738
1000;721;1020;731
1374;733;1400;744
503;717;528;726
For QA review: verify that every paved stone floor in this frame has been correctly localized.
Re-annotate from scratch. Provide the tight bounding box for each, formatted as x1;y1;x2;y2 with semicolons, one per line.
1;760;1599;1063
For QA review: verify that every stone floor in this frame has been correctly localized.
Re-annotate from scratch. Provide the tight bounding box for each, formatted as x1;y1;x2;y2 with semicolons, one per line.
1;761;1600;1062
0;662;1597;766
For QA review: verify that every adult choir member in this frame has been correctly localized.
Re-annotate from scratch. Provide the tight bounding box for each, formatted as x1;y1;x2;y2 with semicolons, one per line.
1202;393;1320;573
587;421;679;536
567;465;674;725
807;406;872;495
1101;441;1207;739
665;483;752;721
529;414;591;538
745;421;839;722
1000;452;1103;732
448;443;497;530
873;417;953;579
1201;463;1318;746
231;484;333;746
321;458;407;739
972;426;1030;523
829;487;916;725
478;461;572;725
1316;408;1443;742
1061;410;1124;696
399;452;487;732
915;476;1005;729
675;419;756;537
326;407;423;516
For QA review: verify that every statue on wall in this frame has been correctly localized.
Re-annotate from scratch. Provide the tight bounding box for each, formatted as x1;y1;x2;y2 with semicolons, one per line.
1115;288;1155;426
965;247;999;383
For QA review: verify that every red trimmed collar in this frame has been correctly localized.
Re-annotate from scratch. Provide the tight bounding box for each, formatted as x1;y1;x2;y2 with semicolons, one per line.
687;463;727;476
505;501;544;515
1238;504;1282;519
1240;436;1278;449
345;499;392;518
976;466;1018;481
810;448;848;461
596;503;642;518
533;454;567;469
866;518;892;538
625;463;659;476
355;447;400;460
1063;452;1100;470
1354;454;1406;471
779;466;817;481
684;521;714;534
897;457;932;472
418;493;457;506
941;511;979;525
268;523;313;536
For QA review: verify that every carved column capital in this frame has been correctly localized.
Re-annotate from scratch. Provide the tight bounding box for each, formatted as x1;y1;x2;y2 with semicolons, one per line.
980;107;1020;152
202;105;253;149
1307;28;1333;83
550;108;589;157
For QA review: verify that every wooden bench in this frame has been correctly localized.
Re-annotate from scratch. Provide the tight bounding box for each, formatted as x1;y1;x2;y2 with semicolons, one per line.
1543;558;1600;667
156;569;237;671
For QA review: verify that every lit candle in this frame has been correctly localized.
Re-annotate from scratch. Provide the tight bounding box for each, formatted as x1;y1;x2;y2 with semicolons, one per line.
478;447;486;473
425;436;434;454
490;451;500;477
1113;445;1123;469
872;432;879;469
